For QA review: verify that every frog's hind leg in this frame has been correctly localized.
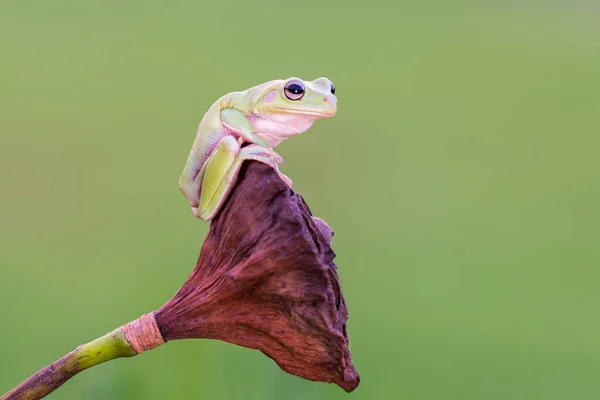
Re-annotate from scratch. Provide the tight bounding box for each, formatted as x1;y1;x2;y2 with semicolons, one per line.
197;136;281;221
179;153;208;209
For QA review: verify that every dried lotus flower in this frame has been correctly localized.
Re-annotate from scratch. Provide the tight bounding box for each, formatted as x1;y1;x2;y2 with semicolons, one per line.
1;162;359;400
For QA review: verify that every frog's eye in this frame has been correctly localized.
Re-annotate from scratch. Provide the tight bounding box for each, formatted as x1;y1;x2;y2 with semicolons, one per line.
330;82;335;95
284;80;305;101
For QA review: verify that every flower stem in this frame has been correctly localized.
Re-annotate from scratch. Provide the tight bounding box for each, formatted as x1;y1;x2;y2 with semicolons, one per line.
1;328;136;400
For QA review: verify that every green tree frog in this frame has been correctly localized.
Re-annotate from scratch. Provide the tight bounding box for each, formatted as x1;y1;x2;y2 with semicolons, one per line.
179;77;337;220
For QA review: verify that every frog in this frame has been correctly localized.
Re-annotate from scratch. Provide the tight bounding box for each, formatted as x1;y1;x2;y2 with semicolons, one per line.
179;77;337;221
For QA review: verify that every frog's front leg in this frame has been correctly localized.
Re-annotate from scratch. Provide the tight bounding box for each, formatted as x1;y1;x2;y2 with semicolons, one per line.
220;108;270;146
220;107;293;188
194;135;282;220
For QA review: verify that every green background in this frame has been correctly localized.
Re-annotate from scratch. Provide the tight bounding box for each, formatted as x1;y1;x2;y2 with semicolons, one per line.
1;1;599;399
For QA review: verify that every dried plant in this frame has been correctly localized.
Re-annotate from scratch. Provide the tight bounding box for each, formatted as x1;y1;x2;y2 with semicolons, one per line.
1;162;359;399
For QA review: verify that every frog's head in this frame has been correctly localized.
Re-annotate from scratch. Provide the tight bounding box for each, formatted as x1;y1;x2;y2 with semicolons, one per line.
255;77;337;117
248;77;337;146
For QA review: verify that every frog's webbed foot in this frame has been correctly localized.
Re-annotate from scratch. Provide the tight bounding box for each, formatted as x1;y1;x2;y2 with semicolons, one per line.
242;144;291;187
277;170;293;188
241;144;283;166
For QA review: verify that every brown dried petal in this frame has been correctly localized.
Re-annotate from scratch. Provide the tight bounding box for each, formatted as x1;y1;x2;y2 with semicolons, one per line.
155;162;359;392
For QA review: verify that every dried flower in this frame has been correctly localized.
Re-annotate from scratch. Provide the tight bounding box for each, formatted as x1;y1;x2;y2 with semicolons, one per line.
2;162;359;399
156;162;359;392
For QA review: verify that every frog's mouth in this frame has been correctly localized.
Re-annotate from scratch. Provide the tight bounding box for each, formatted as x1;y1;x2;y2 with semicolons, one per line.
272;107;336;117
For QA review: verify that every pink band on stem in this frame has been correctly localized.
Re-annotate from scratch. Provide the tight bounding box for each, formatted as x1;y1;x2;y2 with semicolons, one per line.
122;312;165;354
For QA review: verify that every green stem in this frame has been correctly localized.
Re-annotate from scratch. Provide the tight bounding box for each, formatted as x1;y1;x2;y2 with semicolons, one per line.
1;328;137;400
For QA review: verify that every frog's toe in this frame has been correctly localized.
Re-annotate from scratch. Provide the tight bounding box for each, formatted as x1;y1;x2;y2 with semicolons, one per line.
280;174;293;188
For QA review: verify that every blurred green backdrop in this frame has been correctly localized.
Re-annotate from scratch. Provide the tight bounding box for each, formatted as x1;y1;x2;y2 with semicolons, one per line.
1;1;600;399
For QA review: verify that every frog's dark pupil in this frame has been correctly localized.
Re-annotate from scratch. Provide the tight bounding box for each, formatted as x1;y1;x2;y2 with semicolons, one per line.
330;83;335;94
288;84;303;94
